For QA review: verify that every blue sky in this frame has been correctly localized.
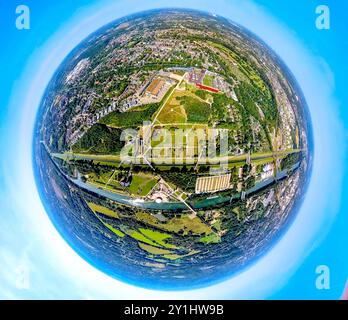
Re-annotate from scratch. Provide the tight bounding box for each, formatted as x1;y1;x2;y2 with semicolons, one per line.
0;0;347;299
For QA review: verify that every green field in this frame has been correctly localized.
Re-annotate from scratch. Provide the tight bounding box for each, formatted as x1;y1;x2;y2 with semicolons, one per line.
87;202;119;218
87;171;125;193
135;212;213;236
101;103;160;128
138;242;198;261
199;233;221;244
72;123;123;155
104;224;125;237
178;95;211;123
138;242;172;255
86;201;125;237
126;229;161;247
139;228;177;249
129;174;158;196
156;88;212;124
203;74;214;87
156;92;187;124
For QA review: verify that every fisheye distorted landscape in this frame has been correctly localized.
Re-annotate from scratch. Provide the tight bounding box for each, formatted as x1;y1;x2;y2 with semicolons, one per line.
33;9;312;289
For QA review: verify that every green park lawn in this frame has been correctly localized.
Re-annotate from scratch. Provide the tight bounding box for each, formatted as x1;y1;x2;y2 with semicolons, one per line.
129;174;158;196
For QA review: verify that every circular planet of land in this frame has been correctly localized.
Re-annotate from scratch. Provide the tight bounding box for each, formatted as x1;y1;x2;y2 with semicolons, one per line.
33;8;313;290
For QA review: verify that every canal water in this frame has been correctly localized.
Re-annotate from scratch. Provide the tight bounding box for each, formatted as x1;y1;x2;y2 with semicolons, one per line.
71;162;300;211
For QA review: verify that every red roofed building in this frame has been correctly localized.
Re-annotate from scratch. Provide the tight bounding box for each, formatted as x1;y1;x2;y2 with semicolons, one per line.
195;83;219;93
